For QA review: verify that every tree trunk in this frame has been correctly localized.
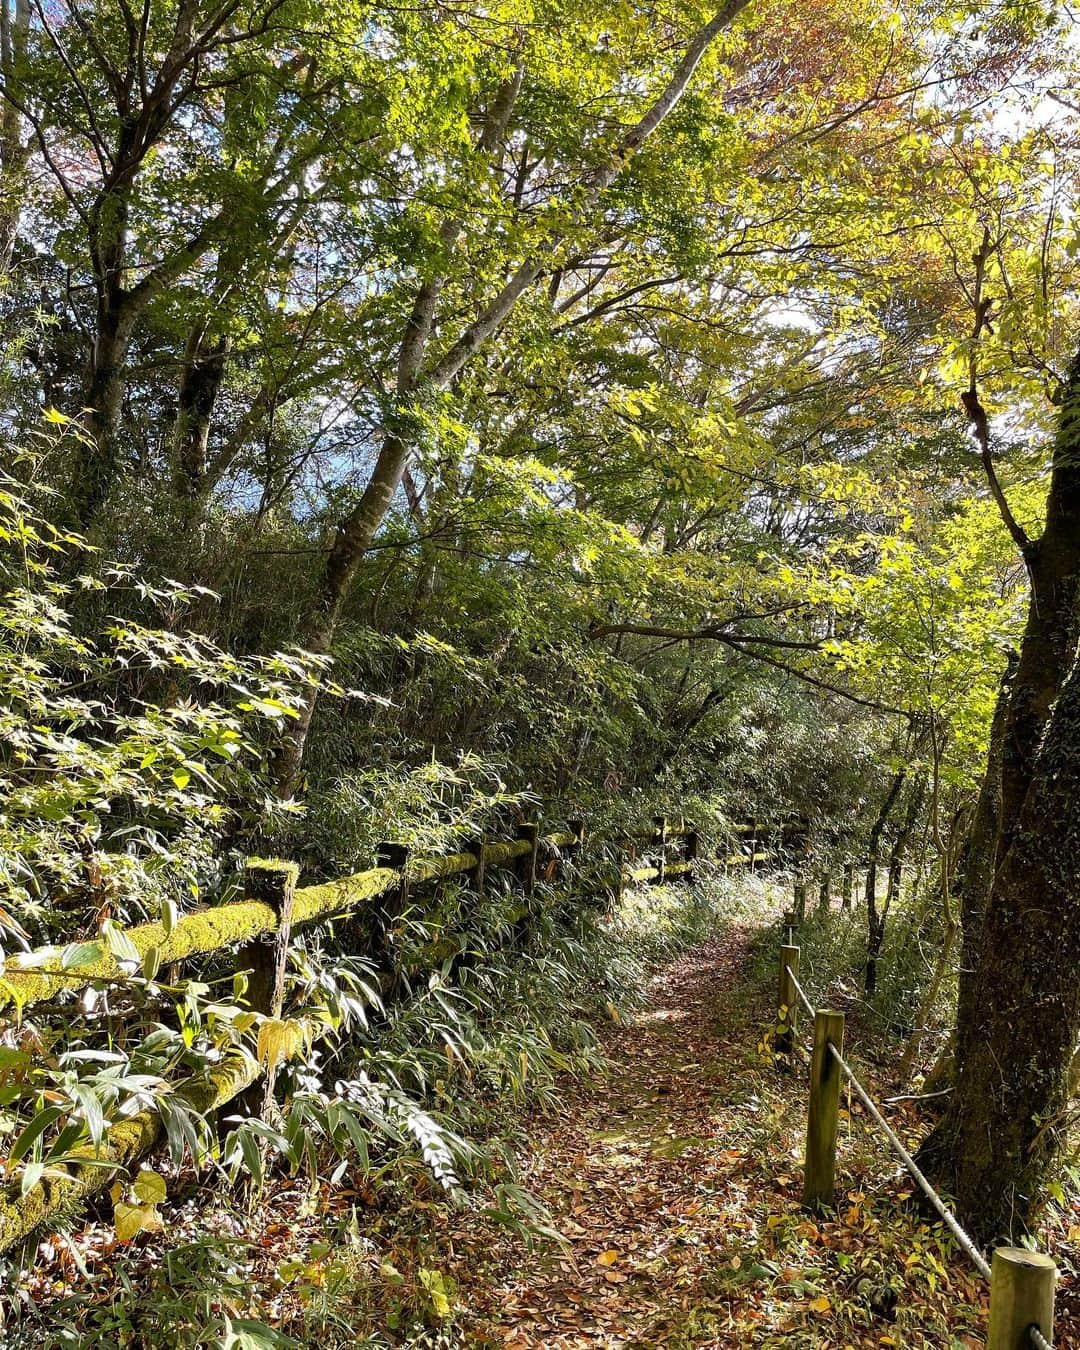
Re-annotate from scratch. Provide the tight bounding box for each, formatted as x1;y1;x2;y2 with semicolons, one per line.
0;0;28;278
929;648;1080;1243
951;657;1017;1064
865;768;905;995
173;326;231;502
920;348;1080;1235
270;9;748;793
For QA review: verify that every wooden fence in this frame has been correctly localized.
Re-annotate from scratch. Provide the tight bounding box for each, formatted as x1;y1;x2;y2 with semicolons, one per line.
0;813;787;1255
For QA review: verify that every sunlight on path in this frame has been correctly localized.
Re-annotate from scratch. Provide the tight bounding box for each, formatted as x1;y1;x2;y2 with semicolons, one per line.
449;928;992;1350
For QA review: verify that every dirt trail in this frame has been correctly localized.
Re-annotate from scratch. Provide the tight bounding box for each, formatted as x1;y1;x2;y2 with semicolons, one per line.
448;926;993;1350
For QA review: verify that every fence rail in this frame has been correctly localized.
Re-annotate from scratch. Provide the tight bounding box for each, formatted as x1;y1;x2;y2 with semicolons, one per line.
774;941;1058;1349
0;812;787;1256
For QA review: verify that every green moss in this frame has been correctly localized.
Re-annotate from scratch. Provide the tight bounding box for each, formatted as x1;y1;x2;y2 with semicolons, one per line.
0;1018;332;1255
292;867;399;923
0;834;583;1016
407;851;476;883
481;839;532;866
0;868;400;1014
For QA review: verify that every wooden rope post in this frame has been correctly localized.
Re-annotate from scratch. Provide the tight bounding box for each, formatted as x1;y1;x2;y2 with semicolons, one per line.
237;859;298;1118
653;815;667;885
777;944;800;1056
793;876;807;924
803;1008;845;1209
841;862;854;911
987;1247;1057;1350
817;874;832;917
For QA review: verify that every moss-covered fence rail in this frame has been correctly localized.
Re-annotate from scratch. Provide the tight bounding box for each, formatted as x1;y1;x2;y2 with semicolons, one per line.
0;814;780;1255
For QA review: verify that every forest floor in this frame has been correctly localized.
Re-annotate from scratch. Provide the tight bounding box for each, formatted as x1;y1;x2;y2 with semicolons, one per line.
11;914;1080;1348
391;920;1079;1349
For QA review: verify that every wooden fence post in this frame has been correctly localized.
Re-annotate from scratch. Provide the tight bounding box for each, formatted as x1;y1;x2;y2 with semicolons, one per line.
237;859;298;1118
684;827;699;884
569;818;585;856
803;1008;845;1209
653;815;667;885
793;876;807;924
377;841;410;913
468;833;487;893
514;822;539;899
817;874;832;917
987;1247;1057;1350
841;862;854;911
777;944;800;1056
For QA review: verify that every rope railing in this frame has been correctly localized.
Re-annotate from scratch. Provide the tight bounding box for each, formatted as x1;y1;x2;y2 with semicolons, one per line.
785;964;816;1020
775;932;1058;1349
824;1040;991;1281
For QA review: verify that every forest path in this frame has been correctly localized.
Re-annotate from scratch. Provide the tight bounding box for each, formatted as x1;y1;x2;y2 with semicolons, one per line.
446;922;990;1350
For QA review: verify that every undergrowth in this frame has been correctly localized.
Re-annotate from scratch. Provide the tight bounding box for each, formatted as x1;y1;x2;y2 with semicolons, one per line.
5;870;744;1348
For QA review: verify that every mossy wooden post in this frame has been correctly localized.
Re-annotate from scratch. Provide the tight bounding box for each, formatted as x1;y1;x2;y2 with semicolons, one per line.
467;834;487;894
748;817;758;874
987;1247;1056;1350
793;876;807;924
803;1008;845;1209
652;815;667;885
684;827;699;884
376;842;410;943
514;822;539;899
841;862;854;911
777;944;800;1056
817;874;831;917
237;859;298;1118
569;818;585;857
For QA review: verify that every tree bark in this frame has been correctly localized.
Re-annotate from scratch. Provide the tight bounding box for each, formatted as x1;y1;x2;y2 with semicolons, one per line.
929;645;1080;1243
173;326;232;501
0;0;28;278
920;348;1080;1236
865;768;905;995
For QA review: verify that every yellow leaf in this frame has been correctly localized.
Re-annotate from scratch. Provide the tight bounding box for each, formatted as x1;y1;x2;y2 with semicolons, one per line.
133;1169;167;1204
256;1017;305;1073
596;1249;620;1266
114;1201;163;1242
809;1295;831;1314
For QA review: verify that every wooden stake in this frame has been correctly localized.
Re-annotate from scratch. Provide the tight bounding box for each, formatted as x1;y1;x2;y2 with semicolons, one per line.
467;834;487;893
777;944;800;1056
684;827;699;885
514;822;539;899
803;1008;845;1209
236;859;298;1119
987;1247;1057;1350
652;815;667;885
